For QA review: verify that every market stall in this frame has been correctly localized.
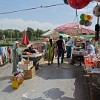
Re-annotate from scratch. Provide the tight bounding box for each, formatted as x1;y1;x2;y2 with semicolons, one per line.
84;56;100;100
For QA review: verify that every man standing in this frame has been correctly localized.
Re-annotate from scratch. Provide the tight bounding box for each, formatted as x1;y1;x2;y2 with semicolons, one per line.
66;37;73;58
56;36;65;66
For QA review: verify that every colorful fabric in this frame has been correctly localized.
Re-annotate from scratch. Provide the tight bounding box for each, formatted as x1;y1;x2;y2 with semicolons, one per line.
0;55;3;65
0;46;10;65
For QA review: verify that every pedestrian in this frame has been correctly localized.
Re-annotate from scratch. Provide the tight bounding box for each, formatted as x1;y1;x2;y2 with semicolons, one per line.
46;37;55;65
7;46;12;63
12;41;21;73
66;37;73;58
56;36;65;66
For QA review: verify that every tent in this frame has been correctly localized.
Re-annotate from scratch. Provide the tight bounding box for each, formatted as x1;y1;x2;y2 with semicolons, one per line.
55;22;95;36
41;30;59;38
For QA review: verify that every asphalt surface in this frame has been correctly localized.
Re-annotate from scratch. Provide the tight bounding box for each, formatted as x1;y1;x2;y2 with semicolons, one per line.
0;58;90;100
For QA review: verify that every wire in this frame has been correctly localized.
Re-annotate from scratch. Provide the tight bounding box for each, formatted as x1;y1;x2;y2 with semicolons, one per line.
0;3;65;15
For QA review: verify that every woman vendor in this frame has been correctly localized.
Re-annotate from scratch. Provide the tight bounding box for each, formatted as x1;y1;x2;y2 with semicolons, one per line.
12;41;21;73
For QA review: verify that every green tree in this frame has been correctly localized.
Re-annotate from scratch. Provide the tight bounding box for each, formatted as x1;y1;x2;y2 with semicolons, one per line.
26;27;34;41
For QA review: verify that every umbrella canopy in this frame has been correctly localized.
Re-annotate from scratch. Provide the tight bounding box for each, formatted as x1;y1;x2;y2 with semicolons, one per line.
55;22;95;36
41;30;59;38
21;31;29;45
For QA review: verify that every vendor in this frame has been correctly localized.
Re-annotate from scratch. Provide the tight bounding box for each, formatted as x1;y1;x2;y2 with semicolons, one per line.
12;41;21;73
81;42;85;50
70;42;85;65
86;40;95;56
23;45;38;54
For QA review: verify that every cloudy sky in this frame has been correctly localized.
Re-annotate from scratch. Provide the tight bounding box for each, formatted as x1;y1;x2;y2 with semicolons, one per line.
0;0;99;31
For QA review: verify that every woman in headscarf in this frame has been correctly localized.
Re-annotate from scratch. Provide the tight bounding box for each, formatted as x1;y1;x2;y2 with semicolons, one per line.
12;41;21;73
46;37;55;65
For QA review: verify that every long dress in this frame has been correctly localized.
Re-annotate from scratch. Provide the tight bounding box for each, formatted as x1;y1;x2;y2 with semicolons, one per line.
12;48;21;73
47;42;55;63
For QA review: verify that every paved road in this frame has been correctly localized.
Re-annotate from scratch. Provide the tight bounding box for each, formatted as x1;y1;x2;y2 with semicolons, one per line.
0;58;89;100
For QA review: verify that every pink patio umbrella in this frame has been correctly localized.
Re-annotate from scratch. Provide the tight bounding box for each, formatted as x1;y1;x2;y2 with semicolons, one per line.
55;22;95;36
21;30;29;45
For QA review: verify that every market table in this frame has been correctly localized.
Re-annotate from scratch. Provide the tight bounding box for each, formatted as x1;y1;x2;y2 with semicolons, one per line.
21;53;43;69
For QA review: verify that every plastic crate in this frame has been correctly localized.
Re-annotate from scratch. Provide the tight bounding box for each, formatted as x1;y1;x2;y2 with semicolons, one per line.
12;80;19;89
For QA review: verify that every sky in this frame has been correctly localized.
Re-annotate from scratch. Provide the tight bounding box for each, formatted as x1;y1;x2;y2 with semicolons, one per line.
0;0;99;31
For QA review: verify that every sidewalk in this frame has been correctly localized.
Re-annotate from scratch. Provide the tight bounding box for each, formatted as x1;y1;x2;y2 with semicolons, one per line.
0;58;89;100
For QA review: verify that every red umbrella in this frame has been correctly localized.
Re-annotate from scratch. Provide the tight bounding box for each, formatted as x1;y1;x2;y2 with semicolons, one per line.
21;30;29;45
55;22;95;36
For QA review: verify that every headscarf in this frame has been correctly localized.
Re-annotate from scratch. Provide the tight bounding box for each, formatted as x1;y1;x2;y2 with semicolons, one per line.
13;41;19;49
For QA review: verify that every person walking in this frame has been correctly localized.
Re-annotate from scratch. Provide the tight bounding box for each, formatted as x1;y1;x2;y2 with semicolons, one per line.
46;37;55;65
56;36;65;66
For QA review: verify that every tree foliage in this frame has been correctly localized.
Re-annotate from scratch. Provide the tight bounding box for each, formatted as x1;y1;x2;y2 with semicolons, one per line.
0;27;46;41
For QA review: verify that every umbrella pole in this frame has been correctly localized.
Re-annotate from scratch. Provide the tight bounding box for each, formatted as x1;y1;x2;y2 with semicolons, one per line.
73;9;79;23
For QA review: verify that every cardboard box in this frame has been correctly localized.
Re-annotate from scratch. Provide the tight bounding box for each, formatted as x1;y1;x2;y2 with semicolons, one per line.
21;61;33;70
24;67;35;79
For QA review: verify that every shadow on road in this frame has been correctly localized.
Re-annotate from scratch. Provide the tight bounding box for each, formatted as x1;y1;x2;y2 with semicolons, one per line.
0;76;9;81
2;84;14;93
37;62;77;80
